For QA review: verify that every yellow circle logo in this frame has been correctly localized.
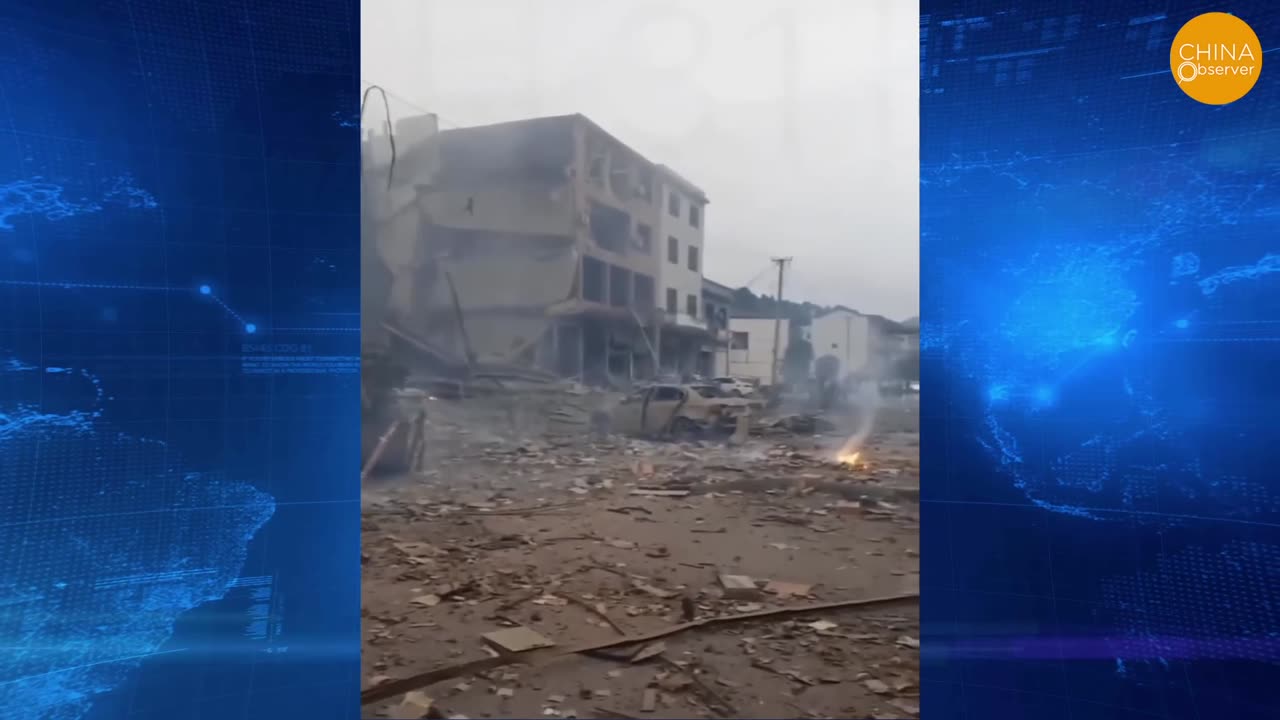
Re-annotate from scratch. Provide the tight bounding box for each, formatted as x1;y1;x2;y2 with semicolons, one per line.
1171;12;1262;105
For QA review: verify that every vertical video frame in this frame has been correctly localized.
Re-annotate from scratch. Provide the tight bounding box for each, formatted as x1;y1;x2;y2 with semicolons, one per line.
359;2;921;718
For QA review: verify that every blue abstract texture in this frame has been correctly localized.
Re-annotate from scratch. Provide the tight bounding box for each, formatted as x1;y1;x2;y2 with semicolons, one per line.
922;2;1280;719
0;1;359;718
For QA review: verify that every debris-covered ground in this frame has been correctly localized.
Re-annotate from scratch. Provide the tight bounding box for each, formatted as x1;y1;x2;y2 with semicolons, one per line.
362;390;920;720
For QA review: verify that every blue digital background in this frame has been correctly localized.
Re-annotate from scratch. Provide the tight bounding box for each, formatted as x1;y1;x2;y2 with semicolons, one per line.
921;2;1280;719
0;1;360;718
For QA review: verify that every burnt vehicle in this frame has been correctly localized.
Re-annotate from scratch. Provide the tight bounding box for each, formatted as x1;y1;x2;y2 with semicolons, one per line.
606;383;753;438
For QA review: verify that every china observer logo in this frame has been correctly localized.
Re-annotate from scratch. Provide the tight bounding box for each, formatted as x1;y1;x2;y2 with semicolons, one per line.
1171;12;1262;105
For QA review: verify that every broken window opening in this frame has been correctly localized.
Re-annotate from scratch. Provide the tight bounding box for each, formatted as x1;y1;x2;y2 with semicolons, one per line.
588;153;607;187
609;264;631;308
589;200;630;254
610;165;632;199
635;169;654;203
686;294;698;318
634;273;655;312
667;236;679;264
732;331;749;349
634;223;652;254
665;288;678;314
582;256;606;303
687;245;699;272
668;191;682;218
689;204;701;228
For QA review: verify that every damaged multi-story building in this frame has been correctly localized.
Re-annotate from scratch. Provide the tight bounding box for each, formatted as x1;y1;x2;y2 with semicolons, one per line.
362;112;712;386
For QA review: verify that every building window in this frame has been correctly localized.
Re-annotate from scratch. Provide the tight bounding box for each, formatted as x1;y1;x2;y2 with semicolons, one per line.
610;163;631;198
589;200;630;254
667;236;679;264
582;256;606;303
686;294;698;318
665;288;678;313
668;191;682;218
636;173;653;202
687;245;699;272
633;273;655;311
689;204;700;228
731;331;749;350
609;265;631;308
634;223;652;253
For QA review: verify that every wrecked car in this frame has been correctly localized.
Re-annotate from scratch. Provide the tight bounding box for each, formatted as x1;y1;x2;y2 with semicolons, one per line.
606;383;753;437
711;375;759;397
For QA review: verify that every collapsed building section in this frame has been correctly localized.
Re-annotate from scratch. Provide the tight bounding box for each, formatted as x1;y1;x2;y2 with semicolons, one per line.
364;113;684;387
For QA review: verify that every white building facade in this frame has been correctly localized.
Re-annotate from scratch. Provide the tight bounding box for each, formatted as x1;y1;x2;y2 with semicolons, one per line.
810;307;917;380
654;165;709;375
654;165;706;325
811;308;872;380
727;317;790;384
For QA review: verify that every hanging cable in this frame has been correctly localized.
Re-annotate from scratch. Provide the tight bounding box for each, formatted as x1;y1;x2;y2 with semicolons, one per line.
360;84;396;190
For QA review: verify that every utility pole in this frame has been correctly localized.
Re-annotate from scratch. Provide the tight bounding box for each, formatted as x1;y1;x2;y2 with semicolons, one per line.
769;256;792;387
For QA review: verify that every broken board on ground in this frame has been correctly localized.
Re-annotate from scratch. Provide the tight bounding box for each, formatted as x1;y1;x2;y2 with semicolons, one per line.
482;625;557;653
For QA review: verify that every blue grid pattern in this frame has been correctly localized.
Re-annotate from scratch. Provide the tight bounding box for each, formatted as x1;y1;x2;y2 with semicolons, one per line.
0;1;359;718
921;2;1280;718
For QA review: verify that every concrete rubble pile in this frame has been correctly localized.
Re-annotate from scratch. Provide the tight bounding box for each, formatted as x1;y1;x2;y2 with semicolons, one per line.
363;396;921;720
391;383;621;457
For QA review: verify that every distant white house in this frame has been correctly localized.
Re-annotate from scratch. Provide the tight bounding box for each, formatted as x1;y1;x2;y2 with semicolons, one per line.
810;306;913;380
811;307;871;379
727;316;789;384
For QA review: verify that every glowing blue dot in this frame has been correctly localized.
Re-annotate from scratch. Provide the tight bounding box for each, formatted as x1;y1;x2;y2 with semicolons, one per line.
1033;385;1056;406
245;323;257;334
1174;318;1189;329
199;284;212;295
987;385;1008;402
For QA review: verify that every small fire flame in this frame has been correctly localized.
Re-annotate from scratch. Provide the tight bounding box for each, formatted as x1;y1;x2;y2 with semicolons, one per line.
836;451;861;468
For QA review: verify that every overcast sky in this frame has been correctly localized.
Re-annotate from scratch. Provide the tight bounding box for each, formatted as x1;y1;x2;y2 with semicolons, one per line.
362;0;919;321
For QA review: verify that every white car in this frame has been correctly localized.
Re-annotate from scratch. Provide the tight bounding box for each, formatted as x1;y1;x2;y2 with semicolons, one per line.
712;376;757;397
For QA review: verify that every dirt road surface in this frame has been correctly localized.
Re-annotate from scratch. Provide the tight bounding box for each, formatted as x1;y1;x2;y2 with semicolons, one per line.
362;394;920;720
